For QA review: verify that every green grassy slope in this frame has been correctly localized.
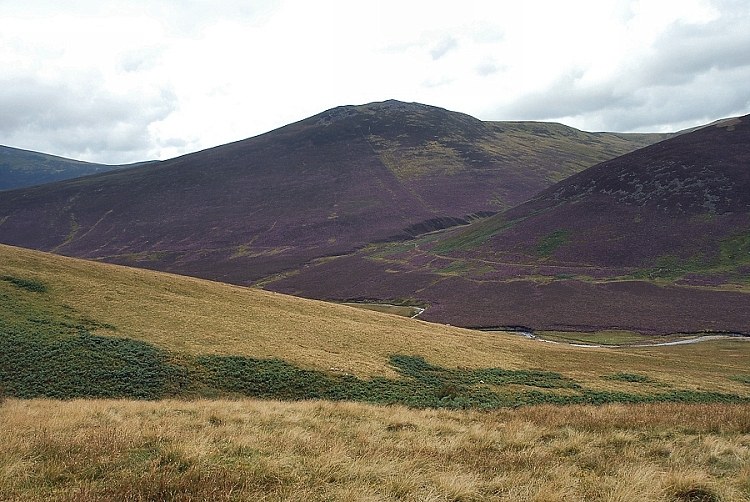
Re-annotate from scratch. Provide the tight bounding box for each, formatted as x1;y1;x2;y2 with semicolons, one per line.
1;244;748;407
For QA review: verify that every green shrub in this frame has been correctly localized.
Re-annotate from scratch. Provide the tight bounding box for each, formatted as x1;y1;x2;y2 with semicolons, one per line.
0;329;187;399
603;372;655;383
535;229;571;257
1;275;47;293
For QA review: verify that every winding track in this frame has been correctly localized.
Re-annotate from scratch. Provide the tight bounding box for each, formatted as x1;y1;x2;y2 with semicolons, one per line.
519;333;750;349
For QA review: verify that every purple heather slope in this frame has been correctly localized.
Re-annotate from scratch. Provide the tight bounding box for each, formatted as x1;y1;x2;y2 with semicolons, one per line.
267;115;750;334
0;100;666;284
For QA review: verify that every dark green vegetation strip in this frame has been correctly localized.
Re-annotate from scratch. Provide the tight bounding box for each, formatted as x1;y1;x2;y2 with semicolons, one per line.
1;280;748;407
194;354;583;409
0;330;186;399
0;280;185;399
1;275;48;293
603;372;655;383
632;231;750;281
389;354;580;390
535;229;571;258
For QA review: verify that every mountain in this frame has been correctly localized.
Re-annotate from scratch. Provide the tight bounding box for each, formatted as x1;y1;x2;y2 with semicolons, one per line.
265;115;750;334
0;100;669;284
433;116;750;269
0;145;150;190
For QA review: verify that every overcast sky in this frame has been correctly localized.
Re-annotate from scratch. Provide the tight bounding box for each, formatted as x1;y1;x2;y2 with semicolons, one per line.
2;0;749;164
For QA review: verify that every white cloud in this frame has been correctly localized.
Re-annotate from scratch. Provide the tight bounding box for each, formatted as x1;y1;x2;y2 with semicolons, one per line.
0;0;748;163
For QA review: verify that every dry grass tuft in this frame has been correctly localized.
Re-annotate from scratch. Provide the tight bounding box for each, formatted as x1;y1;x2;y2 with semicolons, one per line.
1;399;749;501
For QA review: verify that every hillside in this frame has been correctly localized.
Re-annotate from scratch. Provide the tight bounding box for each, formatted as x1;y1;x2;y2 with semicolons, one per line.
1;243;749;406
2;244;749;500
266;116;750;334
0;145;146;190
0;100;670;284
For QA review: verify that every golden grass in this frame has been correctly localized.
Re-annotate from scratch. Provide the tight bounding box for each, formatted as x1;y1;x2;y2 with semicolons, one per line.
3;245;750;499
2;243;749;396
1;398;748;501
369;135;466;180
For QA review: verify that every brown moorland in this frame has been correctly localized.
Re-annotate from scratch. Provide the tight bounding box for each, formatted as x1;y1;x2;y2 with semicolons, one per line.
2;243;750;398
1;245;750;500
1;399;749;501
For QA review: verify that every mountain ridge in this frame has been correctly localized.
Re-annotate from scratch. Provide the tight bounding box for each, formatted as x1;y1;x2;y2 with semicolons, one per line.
0;100;671;285
0;144;153;191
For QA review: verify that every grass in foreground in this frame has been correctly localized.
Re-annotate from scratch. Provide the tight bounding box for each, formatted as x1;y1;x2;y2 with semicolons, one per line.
0;399;748;501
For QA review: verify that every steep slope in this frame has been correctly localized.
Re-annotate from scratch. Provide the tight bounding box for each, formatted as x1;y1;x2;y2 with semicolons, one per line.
443;115;750;274
266;116;750;333
2;243;748;404
0;145;147;190
0;100;669;284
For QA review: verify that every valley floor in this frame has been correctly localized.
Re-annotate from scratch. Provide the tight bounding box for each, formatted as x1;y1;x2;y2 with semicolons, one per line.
1;398;748;501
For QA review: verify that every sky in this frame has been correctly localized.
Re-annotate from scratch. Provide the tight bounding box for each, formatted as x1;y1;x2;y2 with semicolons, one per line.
1;0;749;164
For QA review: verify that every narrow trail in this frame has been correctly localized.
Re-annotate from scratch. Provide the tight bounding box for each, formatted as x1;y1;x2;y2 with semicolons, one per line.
511;332;749;349
342;302;425;319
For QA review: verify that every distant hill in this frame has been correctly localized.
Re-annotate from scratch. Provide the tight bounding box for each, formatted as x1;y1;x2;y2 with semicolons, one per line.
0;100;669;283
0;145;150;190
433;115;750;269
266;115;750;334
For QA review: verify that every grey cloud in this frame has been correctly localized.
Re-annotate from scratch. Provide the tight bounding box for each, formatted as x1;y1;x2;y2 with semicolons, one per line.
5;0;280;37
120;46;165;73
430;36;458;60
475;60;503;77
502;69;642;120
383;35;458;61
500;3;750;131
471;25;504;44
157;0;279;35
642;16;750;87
0;76;177;163
502;64;750;132
599;67;750;131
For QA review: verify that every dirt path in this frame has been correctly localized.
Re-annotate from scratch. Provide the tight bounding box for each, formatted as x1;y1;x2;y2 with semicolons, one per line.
512;332;749;349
